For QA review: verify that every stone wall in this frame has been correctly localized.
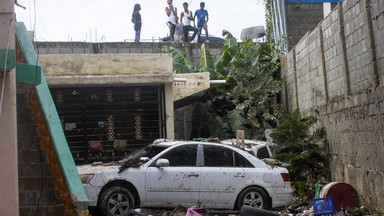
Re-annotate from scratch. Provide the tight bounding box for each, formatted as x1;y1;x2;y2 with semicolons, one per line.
35;42;224;68
281;0;384;211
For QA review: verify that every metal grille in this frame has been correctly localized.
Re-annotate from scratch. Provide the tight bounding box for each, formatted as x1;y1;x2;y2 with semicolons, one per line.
50;86;166;164
134;115;143;140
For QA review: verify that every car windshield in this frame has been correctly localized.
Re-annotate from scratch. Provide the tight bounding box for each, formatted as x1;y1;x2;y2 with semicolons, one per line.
118;144;169;173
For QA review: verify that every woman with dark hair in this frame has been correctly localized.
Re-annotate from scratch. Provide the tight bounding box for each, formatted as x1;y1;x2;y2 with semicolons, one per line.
132;4;142;42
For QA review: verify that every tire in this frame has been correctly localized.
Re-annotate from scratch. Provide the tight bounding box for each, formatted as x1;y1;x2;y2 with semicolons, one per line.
237;186;269;210
98;186;135;216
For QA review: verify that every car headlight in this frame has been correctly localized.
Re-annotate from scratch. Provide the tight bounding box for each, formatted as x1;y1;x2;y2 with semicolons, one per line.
79;174;94;184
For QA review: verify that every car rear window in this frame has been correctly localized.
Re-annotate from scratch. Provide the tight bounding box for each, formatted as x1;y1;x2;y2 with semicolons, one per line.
203;145;254;168
257;147;270;159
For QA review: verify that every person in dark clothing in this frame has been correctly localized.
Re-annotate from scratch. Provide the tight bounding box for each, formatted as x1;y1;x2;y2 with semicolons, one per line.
132;4;142;42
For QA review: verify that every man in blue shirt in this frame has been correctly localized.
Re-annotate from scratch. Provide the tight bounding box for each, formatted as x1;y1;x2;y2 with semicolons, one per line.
194;2;209;43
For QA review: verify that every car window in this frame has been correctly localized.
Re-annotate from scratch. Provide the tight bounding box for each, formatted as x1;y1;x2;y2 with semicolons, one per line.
147;146;168;159
203;145;254;167
257;147;270;159
204;145;233;167
156;144;198;167
234;151;254;168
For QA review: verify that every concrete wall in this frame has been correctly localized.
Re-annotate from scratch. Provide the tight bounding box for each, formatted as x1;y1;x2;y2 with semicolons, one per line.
174;104;195;140
35;42;224;68
173;72;210;102
39;54;173;76
281;0;384;211
285;3;337;49
0;1;18;215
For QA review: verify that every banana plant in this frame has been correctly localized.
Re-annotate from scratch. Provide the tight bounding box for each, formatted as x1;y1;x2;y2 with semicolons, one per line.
198;43;224;80
166;31;284;139
161;46;196;74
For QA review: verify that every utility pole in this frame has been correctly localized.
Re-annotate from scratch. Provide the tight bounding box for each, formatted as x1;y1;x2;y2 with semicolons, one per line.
0;0;18;215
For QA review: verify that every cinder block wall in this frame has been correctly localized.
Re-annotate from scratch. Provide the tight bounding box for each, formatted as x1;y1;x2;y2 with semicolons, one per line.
34;42;223;68
281;0;384;211
285;3;337;49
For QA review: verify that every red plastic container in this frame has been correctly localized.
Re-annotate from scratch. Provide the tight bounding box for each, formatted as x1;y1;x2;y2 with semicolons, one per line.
319;182;359;212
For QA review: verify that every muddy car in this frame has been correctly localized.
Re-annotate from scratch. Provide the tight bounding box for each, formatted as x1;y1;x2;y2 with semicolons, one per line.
77;141;293;216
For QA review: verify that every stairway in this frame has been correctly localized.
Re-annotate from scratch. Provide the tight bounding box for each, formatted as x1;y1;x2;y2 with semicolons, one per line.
17;93;66;216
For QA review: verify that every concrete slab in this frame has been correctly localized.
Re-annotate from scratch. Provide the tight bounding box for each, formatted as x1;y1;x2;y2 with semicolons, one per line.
173;72;210;102
39;53;173;76
46;74;173;86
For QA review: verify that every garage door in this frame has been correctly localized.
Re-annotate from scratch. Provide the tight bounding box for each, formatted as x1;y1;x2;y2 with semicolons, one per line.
50;85;166;164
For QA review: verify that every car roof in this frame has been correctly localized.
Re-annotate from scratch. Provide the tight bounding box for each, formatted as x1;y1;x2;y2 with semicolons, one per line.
152;139;254;153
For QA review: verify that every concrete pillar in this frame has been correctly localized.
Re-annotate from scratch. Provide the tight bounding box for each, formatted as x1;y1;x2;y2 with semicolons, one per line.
323;3;331;18
0;0;18;215
165;83;174;139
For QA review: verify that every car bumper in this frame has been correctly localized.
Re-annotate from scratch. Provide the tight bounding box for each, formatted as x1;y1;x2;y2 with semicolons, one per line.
266;184;293;208
271;192;293;208
83;184;102;207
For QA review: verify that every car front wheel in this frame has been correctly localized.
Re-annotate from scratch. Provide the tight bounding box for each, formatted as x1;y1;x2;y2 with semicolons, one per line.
99;186;135;216
237;186;269;210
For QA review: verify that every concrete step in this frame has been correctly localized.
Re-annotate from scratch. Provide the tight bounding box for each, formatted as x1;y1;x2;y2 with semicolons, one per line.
19;189;62;206
18;176;56;192
18;162;51;177
18;135;41;150
19;203;65;216
18;149;46;163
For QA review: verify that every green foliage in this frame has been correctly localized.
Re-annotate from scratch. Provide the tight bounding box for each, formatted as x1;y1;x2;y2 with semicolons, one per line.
270;109;329;199
161;46;196;74
292;181;310;198
264;0;273;40
199;43;224;80
166;31;283;139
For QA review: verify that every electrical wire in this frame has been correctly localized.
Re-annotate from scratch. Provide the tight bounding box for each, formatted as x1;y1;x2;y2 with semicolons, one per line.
0;20;15;117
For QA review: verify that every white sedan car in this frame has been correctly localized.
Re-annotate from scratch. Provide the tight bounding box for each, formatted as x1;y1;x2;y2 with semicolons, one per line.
77;141;293;216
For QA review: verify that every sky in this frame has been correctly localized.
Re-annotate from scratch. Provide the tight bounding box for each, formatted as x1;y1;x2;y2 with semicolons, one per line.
14;0;266;42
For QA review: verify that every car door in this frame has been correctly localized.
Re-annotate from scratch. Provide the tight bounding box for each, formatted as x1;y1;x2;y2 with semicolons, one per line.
198;145;256;209
144;144;201;207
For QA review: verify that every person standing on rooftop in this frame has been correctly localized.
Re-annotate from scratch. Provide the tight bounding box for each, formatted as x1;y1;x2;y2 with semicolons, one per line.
132;4;142;42
194;2;209;43
165;0;177;42
174;16;183;42
180;2;198;43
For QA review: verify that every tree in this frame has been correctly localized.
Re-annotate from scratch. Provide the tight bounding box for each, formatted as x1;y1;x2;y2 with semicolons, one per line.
164;30;284;139
270;109;329;198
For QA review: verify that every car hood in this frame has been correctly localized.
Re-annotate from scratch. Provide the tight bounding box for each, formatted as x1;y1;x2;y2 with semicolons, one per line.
77;164;119;175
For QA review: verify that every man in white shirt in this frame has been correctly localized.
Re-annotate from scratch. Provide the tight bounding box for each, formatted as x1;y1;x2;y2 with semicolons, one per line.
180;2;198;43
165;0;177;42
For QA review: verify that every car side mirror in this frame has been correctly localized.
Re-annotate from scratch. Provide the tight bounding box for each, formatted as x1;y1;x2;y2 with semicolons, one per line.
156;158;169;167
140;157;149;163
